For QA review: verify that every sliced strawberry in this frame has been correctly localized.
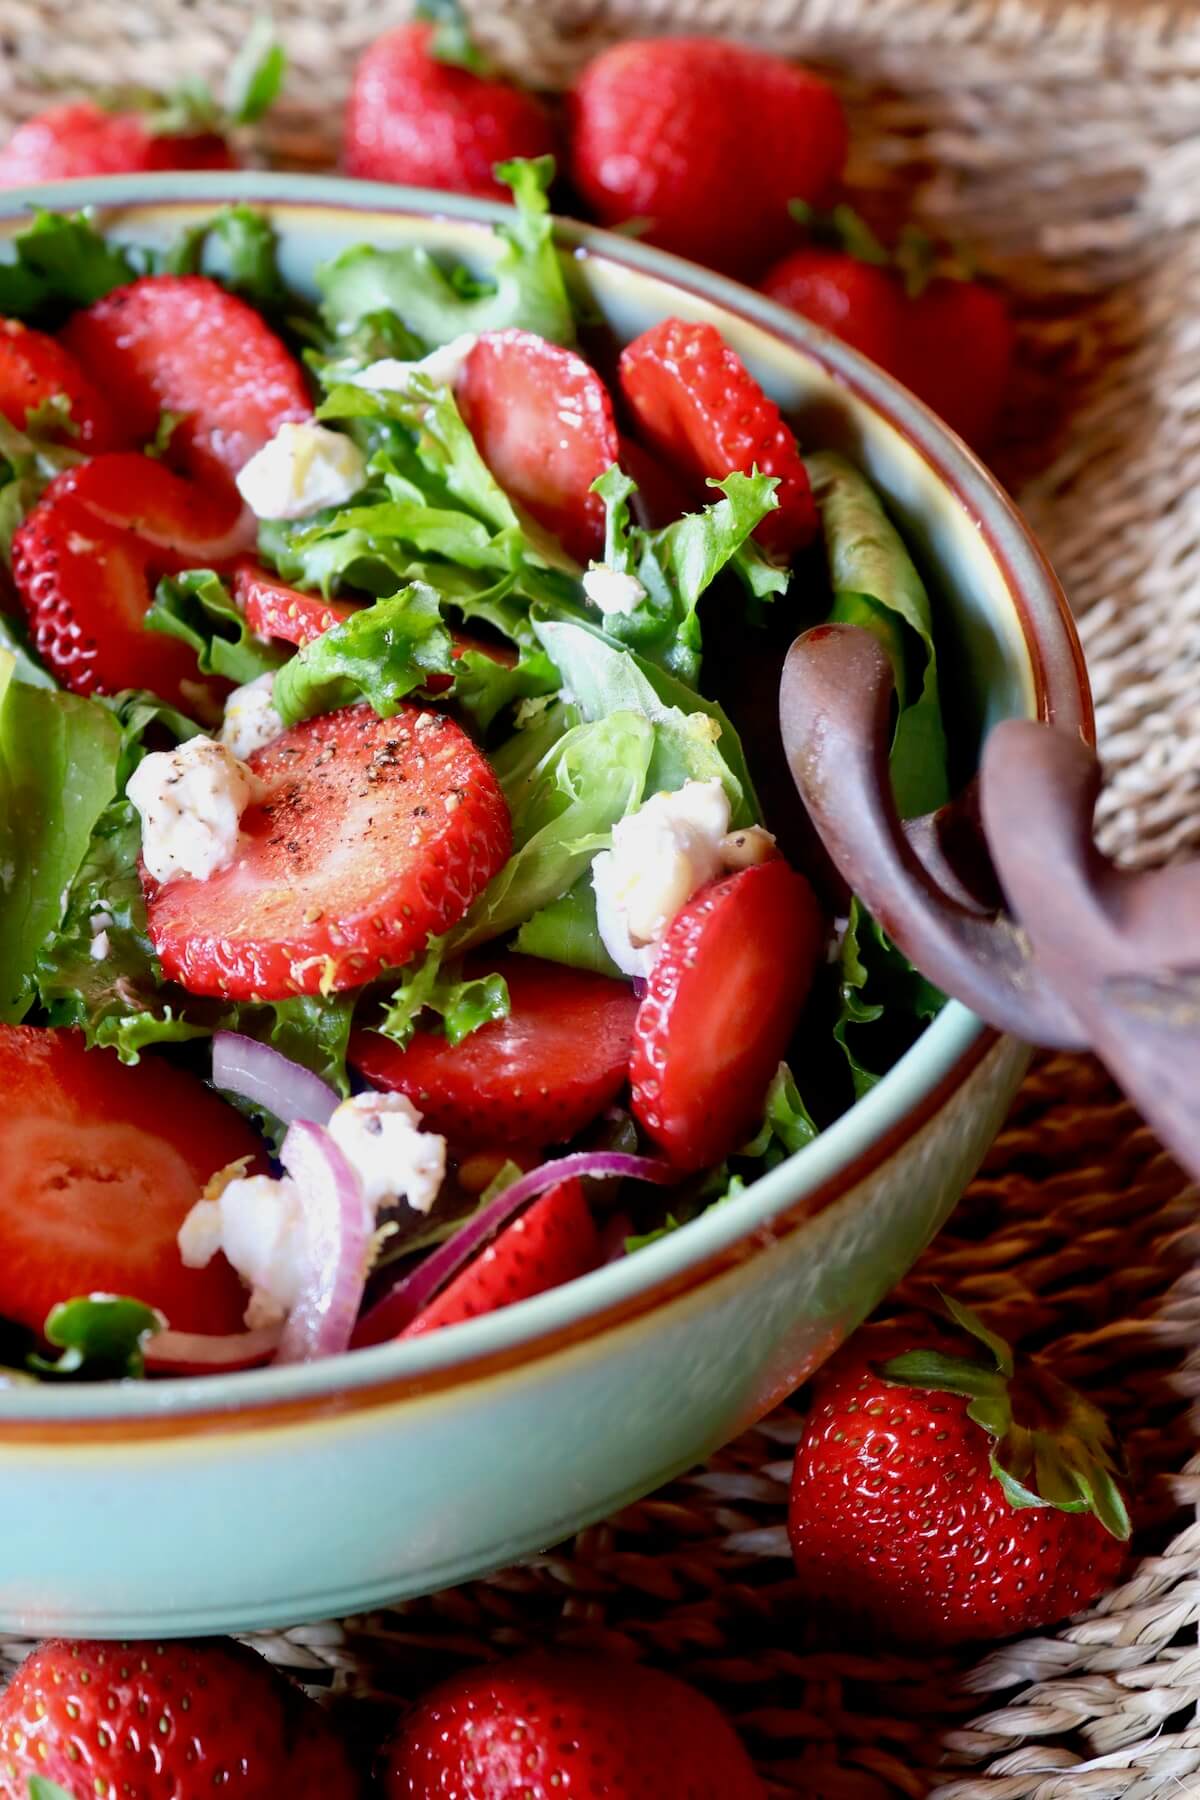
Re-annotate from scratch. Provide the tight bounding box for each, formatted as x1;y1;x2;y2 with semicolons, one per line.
0;317;128;450
630;862;825;1168
144;704;511;1000
458;329;620;564
232;558;361;648
402;1179;600;1337
11;452;251;703
61;274;312;489
0;1026;258;1337
351;953;639;1150
619;318;817;560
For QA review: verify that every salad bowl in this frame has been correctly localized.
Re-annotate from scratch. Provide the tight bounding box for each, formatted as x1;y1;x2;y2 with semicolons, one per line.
0;172;1089;1637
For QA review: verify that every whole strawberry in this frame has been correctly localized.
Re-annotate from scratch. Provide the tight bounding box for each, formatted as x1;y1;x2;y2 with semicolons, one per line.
344;20;557;198
0;30;283;188
380;1650;764;1798
789;1298;1130;1647
0;1637;358;1798
569;37;847;274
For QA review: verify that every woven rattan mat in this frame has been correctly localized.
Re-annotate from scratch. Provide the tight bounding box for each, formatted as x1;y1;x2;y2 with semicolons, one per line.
2;1;1199;1794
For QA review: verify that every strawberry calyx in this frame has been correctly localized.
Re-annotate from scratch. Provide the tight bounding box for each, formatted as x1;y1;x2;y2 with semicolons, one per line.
94;20;284;138
787;199;976;297
416;0;493;76
880;1292;1131;1542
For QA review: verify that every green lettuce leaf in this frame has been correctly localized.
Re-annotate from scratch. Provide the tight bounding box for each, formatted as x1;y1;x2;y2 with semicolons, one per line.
452;709;654;951
531;616;759;825
223;19;288;125
587;466;787;686
451;643;560;735
161;203;288;310
29;1779;78;1800
29;1296;162;1381
147;569;285;685
807;450;949;819
229;993;355;1096
834;899;945;1098
739;1062;819;1165
272;581;454;724
0;655;121;1021
317;156;576;348
378;934;510;1050
512;876;623;977
0;210;141;320
0;612;56;687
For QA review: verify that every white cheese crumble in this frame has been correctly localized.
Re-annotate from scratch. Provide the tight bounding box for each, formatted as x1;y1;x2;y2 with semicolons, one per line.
235;420;367;522
179;1171;311;1331
327;1090;446;1217
592;779;731;978
126;735;256;886
592;782;780;978
347;332;479;395
582;563;647;616
220;672;285;760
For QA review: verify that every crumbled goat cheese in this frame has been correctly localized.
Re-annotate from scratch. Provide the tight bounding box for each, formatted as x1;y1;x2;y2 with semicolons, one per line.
327;1090;446;1217
179;1172;311;1331
582;563;647;616
347;333;479;395
235;420;367;522
220;672;285;760
126;735;256;885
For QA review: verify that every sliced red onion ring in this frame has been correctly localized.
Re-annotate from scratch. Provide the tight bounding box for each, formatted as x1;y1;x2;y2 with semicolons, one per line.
212;1031;339;1127
275;1121;374;1365
354;1150;677;1347
144;1324;283;1376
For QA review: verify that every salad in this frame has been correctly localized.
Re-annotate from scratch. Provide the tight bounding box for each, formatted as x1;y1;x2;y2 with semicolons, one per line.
0;162;947;1383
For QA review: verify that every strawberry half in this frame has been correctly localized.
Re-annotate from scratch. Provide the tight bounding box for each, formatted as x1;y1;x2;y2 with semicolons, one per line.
232;556;361;648
11;452;252;703
0;317;129;450
0;1636;358;1800
143;704;512;1001
629;861;825;1168
458;328;621;564
619;319;818;559
351;953;639;1150
402;1178;600;1338
0;1026;259;1337
61;274;312;488
381;1649;763;1798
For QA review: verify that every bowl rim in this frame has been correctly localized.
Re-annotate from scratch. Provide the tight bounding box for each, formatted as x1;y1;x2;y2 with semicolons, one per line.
0;172;1092;1436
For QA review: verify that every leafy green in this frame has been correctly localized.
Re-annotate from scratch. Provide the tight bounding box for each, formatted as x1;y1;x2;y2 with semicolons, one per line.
273;582;453;724
0;656;121;1021
417;0;490;73
452;709;654;951
739;1062;819;1165
834;900;944;1098
317;157;576;349
513;876;623;977
147;569;285;685
230;993;355;1096
532;617;758;825
161;204;288;310
379;934;510;1050
0;410;86;564
451;642;559;735
807;450;949;819
0;612;55;687
0;210;140;321
223;18;288;124
587;467;786;685
29;1296;162;1381
28;1776;78;1800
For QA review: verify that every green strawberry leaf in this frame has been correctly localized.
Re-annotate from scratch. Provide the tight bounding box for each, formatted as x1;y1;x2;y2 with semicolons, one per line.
416;0;491;74
223;17;287;125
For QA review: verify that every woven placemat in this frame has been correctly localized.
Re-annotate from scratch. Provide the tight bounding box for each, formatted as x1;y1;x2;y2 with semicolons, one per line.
2;2;1199;1794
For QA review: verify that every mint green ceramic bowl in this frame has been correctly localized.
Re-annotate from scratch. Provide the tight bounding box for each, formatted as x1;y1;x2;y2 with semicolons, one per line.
0;174;1090;1637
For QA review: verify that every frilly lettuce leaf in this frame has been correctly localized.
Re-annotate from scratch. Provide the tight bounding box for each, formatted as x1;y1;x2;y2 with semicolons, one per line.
147;569;285;685
0;409;86;566
29;1296;162;1381
587;465;787;686
316;156;575;349
0;654;121;1022
0;210;141;321
0;612;55;688
807;450;949;819
378;933;510;1051
160;204;288;310
834;900;944;1098
272;582;454;724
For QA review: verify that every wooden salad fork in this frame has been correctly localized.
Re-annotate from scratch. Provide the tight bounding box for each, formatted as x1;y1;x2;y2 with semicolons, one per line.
780;624;1200;1181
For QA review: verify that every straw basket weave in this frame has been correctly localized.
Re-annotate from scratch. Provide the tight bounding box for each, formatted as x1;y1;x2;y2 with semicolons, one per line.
1;2;1199;1794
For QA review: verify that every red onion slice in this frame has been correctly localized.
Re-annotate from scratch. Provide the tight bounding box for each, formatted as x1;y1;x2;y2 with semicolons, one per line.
353;1150;676;1347
144;1325;283;1376
212;1031;339;1127
275;1121;374;1365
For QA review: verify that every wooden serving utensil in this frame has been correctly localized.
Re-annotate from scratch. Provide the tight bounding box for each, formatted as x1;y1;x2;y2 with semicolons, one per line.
779;623;1200;1181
